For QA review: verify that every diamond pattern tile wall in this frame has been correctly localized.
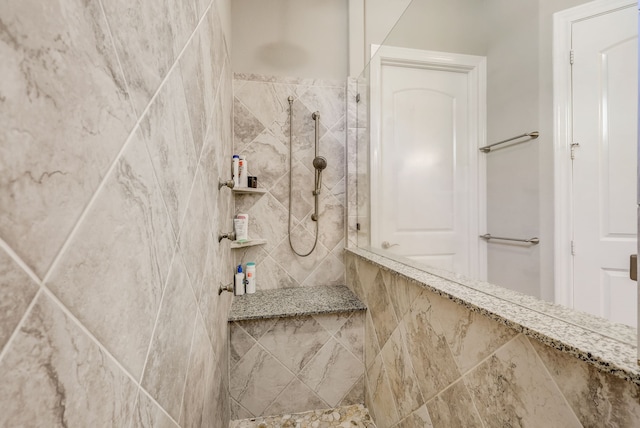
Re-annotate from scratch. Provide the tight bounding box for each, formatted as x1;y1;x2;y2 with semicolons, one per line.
232;74;347;289
230;311;365;419
345;253;640;428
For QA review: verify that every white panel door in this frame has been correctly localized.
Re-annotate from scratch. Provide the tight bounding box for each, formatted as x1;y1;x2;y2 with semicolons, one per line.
374;57;481;276
571;5;638;326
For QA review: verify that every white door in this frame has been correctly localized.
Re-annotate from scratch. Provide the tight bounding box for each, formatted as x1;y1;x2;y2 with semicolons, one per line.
370;47;486;278
571;4;638;326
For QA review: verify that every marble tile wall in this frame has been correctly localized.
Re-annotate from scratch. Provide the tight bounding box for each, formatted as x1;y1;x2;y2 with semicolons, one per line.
0;0;234;426
345;253;640;428
232;74;347;289
229;312;365;419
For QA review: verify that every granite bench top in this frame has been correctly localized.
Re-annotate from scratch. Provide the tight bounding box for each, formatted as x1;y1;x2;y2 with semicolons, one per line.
228;285;367;322
347;247;640;386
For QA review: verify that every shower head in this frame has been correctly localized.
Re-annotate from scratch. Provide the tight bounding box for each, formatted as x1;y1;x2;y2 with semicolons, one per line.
313;156;327;171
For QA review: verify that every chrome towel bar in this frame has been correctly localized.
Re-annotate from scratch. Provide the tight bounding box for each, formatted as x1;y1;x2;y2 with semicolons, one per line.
479;131;539;153
480;234;539;245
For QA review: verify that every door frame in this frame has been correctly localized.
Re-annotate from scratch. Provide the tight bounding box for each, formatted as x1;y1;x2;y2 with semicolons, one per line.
369;45;487;279
552;0;637;308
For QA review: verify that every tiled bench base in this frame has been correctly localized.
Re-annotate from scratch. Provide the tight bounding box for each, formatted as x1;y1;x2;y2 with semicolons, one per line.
229;286;366;420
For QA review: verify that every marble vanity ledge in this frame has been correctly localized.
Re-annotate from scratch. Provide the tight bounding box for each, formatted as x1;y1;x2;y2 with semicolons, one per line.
346;248;640;386
227;285;366;322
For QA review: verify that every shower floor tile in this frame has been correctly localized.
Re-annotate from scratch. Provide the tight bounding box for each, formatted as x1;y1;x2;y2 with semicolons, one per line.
229;404;376;428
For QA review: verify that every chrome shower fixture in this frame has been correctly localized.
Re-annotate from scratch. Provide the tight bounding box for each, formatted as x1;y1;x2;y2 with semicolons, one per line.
287;97;326;256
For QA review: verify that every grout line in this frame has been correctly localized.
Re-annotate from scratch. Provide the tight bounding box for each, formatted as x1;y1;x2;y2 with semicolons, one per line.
136;385;182;427
0;237;44;286
0;288;43;365
525;335;583;423
38;286;142;387
125;388;141;428
137;250;178;385
175;304;201;426
96;0;140;119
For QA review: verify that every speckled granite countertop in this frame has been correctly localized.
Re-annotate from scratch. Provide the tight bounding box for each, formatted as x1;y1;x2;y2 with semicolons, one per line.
228;285;366;322
347;247;640;385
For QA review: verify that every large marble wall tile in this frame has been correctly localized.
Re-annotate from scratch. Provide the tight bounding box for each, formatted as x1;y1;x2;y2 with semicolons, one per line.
401;293;461;402
241;130;289;190
131;390;180;428
334;312;365;362
46;135;174;378
0;0;136;277
298;86;346;132
252;256;298;290
365;271;399;350
259;316;331;374
263;378;329;416
272;224;331;284
299;338;363;407
230;322;258;367
381;272;421;323
429;290;517;373
179;31;207;158
234;81;295;129
464;335;581;428
141;254;198;420
230;343;295;416
0;294;137;426
301;253;346;288
177;175;211;301
367;353;400;428
179;313;213;428
270;160;315;223
202;7;226;117
140;67;197;234
244;193;290;253
315;193;346;252
365;310;381;371
233;100;266;153
380;325;424;420
0;247;39;351
100;0;176;112
530;338;640;427
394;405;433;428
339;374;365;407
205;341;231;428
425;380;483;428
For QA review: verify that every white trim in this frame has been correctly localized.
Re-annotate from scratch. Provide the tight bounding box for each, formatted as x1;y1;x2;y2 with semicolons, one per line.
369;45;487;279
553;0;637;308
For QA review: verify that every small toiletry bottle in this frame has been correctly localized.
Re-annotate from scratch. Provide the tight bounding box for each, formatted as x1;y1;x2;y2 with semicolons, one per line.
234;213;249;241
234;265;245;296
245;262;256;294
232;155;240;187
238;155;248;188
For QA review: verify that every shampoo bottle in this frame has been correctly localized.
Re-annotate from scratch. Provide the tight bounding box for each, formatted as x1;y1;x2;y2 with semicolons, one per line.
245;262;256;294
238;155;248;188
234;265;245;296
232;155;240;187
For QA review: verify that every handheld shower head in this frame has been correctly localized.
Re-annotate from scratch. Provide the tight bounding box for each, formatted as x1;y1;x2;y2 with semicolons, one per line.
312;156;327;171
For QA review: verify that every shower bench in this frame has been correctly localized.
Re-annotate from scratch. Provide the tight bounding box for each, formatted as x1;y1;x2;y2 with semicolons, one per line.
228;285;367;420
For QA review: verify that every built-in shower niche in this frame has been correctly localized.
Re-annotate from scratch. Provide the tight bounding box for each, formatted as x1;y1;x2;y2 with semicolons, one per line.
228;286;366;419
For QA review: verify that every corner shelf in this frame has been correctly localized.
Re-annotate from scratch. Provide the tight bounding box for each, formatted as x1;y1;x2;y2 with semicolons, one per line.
230;239;267;249
232;188;267;195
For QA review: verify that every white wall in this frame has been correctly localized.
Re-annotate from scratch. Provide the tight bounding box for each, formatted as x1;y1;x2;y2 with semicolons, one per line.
485;0;541;297
231;0;348;79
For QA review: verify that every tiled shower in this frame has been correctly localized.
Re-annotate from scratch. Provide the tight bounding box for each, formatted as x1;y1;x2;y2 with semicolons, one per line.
2;1;640;427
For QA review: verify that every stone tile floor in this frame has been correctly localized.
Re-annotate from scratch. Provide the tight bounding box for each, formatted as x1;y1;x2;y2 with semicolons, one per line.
229;404;376;428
